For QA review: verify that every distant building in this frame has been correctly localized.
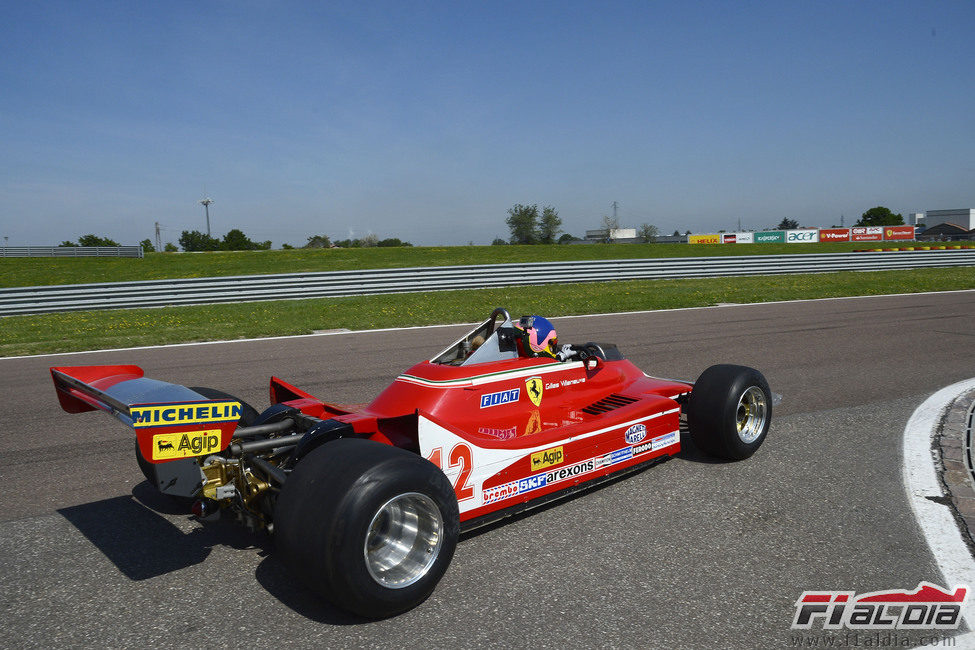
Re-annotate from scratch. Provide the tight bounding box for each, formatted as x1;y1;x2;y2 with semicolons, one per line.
585;228;638;242
919;209;975;230
916;222;975;242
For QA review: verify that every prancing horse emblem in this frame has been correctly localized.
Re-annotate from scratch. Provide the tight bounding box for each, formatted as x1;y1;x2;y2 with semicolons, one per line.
525;376;543;407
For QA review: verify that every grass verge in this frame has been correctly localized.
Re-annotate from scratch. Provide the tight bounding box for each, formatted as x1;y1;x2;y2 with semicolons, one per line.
2;267;973;357
0;241;948;288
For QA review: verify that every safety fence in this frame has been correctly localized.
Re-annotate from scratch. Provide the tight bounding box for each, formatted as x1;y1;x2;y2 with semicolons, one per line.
1;249;973;316
0;246;144;258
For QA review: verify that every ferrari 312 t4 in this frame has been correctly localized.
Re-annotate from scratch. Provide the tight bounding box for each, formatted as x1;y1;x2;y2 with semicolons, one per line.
50;308;773;618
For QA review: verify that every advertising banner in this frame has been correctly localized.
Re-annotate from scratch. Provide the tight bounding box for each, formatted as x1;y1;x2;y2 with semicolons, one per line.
819;228;850;242
851;226;883;242
723;233;736;243
688;234;721;244
884;225;915;240
753;231;785;243
786;229;819;243
734;232;754;244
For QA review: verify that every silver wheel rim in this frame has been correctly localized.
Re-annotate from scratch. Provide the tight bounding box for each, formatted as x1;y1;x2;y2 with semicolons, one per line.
736;386;768;444
364;492;443;589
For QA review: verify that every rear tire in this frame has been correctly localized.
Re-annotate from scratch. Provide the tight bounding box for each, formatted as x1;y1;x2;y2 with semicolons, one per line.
686;364;771;460
274;438;459;619
135;387;257;495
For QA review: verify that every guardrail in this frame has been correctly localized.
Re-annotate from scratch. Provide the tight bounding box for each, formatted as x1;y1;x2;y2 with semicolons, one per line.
0;246;144;258
1;249;973;316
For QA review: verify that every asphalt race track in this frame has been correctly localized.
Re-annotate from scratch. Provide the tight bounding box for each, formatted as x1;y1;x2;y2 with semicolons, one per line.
1;291;973;648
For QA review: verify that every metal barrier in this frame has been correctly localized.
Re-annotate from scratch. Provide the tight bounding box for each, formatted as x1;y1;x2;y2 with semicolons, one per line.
0;246;144;258
1;249;973;316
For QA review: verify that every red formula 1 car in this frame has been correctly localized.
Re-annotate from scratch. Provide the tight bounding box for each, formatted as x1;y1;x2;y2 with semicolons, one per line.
50;308;772;618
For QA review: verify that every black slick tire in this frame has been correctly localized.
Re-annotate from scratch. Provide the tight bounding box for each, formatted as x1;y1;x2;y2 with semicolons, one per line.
274;438;459;619
686;364;772;460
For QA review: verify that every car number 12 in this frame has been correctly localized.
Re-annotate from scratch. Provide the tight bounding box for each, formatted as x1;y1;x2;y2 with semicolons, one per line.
426;443;474;502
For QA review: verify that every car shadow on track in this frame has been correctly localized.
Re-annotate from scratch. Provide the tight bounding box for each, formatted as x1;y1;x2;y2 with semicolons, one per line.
58;482;373;624
674;420;724;464
57;482;262;582
254;556;367;625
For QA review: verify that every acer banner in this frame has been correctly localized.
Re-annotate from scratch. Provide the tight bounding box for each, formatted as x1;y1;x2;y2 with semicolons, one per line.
786;229;819;243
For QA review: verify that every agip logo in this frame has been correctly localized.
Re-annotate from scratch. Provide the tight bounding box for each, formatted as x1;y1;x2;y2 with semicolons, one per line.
152;430;222;460
530;446;563;471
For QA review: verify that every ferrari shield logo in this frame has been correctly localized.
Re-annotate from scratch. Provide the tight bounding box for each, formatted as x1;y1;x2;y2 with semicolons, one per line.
525;376;543;407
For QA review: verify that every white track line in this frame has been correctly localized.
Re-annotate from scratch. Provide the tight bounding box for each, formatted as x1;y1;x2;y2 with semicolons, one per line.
4;288;974;361
902;378;975;638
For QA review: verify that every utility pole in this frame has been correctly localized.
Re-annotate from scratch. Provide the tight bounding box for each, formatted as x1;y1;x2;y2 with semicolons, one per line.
154;222;162;251
200;197;214;236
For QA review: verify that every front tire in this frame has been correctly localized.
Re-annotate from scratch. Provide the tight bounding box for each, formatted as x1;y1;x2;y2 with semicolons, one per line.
274;438;459;619
686;364;771;460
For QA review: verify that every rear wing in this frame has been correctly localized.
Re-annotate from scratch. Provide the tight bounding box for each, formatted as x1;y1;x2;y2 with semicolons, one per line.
51;365;241;464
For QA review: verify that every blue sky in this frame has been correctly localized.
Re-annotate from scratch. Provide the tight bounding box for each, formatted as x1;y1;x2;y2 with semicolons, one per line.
1;1;972;247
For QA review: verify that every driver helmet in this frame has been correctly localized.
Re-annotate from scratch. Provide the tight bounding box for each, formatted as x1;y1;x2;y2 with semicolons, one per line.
513;315;558;358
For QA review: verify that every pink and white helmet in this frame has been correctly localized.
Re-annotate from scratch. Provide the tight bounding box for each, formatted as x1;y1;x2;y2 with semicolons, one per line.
513;315;558;358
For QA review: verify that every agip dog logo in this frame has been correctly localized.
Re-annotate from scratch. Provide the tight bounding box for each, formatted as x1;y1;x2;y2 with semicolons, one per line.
525;376;543;407
530;446;563;471
152;430;223;461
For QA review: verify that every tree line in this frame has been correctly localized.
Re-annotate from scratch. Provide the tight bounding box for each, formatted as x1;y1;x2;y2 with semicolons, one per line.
298;234;411;249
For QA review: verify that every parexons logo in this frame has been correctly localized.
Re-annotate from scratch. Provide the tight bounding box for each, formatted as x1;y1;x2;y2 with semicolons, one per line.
152;430;223;460
483;457;598;505
624;423;647;444
525;376;543;407
530;446;563;471
792;583;967;630
480;388;520;408
131;401;241;428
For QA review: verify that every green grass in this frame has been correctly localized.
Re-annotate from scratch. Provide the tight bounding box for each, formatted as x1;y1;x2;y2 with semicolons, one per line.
3;266;973;357
0;241;951;288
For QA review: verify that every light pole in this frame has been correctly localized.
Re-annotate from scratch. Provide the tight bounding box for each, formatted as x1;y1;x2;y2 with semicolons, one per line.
200;197;214;237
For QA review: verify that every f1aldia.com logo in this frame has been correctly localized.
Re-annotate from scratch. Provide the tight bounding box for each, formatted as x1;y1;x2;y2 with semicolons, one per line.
792;582;967;630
